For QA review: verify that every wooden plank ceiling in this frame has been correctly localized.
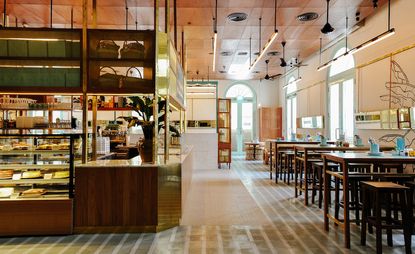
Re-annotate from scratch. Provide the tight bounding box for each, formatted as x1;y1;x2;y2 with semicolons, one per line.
2;0;388;80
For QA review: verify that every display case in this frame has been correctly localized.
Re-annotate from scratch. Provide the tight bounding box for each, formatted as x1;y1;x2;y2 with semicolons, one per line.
217;99;231;168
0;134;80;236
398;108;411;129
87;29;155;94
381;109;399;129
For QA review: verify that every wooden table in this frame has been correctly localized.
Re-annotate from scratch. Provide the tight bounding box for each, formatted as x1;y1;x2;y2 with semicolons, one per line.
294;144;373;206
244;142;261;160
322;152;415;249
267;140;320;182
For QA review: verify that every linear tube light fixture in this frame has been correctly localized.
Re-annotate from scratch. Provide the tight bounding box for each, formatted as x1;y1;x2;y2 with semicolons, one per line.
250;0;279;71
249;32;279;71
349;28;395;55
318;28;395;71
212;33;217;72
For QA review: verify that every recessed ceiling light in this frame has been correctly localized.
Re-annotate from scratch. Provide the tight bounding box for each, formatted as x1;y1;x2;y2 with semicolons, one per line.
267;51;280;56
297;12;319;22
220;51;233;56
227;12;248;22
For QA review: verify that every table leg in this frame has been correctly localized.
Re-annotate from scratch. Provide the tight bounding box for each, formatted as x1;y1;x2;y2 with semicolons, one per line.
253;145;256;160
304;151;309;206
343;161;351;249
269;143;273;180
294;148;298;197
275;143;279;184
324;156;329;232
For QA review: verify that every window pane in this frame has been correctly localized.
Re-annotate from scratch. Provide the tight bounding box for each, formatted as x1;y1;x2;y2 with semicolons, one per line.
292;97;297;133
329;47;355;77
342;79;354;141
242;103;253;130
287;98;292;135
330;84;340;140
231;102;237;130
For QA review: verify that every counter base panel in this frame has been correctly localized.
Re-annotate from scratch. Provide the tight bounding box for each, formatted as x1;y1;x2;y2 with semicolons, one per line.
0;199;73;236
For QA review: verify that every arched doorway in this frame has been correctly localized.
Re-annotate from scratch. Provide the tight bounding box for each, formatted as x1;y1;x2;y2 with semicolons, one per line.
328;47;355;140
225;84;256;154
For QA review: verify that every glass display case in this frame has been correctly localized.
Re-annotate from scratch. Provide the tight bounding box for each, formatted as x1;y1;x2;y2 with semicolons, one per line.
0;134;81;200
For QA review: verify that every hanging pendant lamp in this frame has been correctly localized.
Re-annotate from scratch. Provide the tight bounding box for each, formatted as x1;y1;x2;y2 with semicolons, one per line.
321;0;334;34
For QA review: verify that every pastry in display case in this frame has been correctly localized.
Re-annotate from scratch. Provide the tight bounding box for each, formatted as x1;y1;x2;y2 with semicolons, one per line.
0;134;80;200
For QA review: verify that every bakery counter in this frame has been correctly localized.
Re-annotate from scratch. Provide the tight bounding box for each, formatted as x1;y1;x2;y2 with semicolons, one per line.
74;146;193;233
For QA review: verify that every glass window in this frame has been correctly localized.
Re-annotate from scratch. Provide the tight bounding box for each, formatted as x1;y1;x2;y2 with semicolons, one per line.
329;84;340;139
286;77;297;137
328;47;355;141
226;84;253;99
329;47;355;77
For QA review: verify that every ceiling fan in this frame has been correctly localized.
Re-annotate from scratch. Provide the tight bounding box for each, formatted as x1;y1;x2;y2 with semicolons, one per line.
289;56;308;68
264;59;281;81
280;41;287;67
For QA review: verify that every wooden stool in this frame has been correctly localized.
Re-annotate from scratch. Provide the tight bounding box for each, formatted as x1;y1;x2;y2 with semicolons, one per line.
311;161;338;208
361;181;413;254
337;163;372;225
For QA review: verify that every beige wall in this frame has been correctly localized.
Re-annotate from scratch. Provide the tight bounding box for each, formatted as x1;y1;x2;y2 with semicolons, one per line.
276;0;415;143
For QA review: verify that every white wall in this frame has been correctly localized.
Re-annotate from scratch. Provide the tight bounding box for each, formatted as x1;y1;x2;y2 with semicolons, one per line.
276;0;415;144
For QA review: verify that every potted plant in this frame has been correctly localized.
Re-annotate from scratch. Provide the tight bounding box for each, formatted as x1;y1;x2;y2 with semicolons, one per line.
118;96;180;162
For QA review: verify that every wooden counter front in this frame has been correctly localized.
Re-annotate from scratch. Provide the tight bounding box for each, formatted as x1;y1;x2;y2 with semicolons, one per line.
0;199;73;236
74;165;159;232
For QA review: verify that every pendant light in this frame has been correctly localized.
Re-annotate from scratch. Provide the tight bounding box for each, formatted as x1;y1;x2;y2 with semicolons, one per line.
280;41;287;67
212;0;218;72
318;0;395;71
321;0;334;34
264;60;270;80
249;0;279;70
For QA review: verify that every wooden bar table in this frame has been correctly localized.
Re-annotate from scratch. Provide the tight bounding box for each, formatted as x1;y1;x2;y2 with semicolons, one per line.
267;140;320;182
294;144;373;206
322;152;415;249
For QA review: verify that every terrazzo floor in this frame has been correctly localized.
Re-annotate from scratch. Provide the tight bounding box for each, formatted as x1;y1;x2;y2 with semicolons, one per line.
0;156;413;253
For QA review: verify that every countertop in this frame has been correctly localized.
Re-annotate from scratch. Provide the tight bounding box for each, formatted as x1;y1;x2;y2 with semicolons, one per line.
77;145;193;168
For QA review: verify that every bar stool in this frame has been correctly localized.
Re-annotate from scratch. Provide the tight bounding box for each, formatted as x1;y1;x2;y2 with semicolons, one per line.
297;157;322;198
336;163;372;225
361;181;413;254
278;150;294;184
311;161;339;208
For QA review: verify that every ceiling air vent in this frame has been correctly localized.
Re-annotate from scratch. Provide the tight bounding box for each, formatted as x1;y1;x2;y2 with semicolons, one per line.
297;12;319;22
227;12;248;22
220;51;233;57
219;70;227;74
237;51;248;56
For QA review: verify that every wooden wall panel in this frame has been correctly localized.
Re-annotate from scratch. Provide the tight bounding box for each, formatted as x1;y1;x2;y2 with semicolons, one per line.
75;166;158;229
0;200;73;236
259;107;282;141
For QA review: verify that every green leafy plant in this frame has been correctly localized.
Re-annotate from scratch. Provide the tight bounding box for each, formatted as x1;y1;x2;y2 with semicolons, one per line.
118;96;180;140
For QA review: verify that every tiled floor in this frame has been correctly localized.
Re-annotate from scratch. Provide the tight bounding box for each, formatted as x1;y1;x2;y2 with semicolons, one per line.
0;156;413;253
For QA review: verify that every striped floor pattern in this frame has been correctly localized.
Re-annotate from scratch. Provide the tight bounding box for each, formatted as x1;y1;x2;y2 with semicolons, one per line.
0;157;413;253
